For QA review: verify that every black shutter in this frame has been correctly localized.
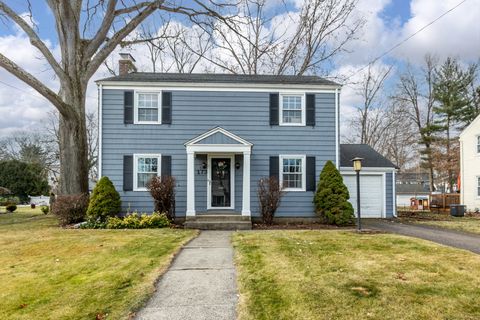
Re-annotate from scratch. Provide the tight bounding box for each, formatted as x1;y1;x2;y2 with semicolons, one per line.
269;93;279;126
306;94;315;126
161;155;172;177
162;91;172;124
269;156;279;180
123;155;133;191
306;156;316;191
124;91;134;124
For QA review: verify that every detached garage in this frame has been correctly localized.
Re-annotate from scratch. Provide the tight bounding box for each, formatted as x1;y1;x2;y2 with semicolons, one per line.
340;144;397;218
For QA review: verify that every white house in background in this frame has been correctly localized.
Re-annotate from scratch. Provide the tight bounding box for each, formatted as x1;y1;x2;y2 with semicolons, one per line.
460;114;480;212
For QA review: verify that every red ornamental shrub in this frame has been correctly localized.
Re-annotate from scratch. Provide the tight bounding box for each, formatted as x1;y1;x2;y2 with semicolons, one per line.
52;194;89;226
147;176;176;221
258;176;284;225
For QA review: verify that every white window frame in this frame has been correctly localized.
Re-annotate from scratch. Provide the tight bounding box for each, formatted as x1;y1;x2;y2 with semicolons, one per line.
477;176;480;198
476;135;480;154
133;154;161;191
134;91;162;124
279;93;306;126
279;154;306;192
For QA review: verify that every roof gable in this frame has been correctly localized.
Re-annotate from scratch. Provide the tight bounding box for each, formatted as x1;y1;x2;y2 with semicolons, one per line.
460;114;480;139
185;127;253;146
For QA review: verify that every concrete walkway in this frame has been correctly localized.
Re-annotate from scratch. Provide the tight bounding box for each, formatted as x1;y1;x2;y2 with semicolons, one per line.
363;219;480;254
135;231;238;320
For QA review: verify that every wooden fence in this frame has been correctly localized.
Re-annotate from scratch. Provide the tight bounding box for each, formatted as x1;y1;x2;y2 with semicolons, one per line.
430;193;460;209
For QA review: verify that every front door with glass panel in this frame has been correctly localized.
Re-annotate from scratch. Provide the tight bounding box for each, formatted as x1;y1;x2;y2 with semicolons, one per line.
209;157;232;208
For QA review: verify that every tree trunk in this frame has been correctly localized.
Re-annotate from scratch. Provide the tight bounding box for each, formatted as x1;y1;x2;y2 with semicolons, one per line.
58;103;89;195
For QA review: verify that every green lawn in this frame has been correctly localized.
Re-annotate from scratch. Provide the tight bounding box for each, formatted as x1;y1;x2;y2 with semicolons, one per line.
397;210;480;235
0;207;197;320
233;230;480;320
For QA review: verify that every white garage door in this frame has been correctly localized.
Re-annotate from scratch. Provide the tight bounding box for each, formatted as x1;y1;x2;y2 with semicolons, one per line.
342;174;384;218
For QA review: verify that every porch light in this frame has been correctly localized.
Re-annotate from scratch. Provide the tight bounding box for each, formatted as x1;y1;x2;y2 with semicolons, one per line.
351;157;363;232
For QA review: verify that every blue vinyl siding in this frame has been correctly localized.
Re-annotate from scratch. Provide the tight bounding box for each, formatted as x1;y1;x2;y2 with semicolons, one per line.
101;89;336;217
385;172;394;218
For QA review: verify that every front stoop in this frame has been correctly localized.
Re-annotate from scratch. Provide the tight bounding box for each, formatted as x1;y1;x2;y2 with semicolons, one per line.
184;213;252;230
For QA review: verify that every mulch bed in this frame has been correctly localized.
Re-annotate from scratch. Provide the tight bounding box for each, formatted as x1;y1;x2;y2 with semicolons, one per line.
252;223;354;230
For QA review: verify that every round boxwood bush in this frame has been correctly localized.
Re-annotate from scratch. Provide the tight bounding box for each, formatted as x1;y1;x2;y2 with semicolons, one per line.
6;202;17;213
40;205;49;214
314;160;355;226
86;176;121;222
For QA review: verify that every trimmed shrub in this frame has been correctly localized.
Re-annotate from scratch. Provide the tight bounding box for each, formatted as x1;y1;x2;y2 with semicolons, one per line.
40;205;49;214
314;160;355;226
258;176;284;225
147;176;176;221
86;176;121;222
105;212;170;229
52;194;89;226
0;196;20;206
6;202;17;213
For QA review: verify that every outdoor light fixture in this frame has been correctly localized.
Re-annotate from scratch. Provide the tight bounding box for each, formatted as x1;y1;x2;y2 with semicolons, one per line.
235;162;241;169
202;162;207;169
351;157;364;232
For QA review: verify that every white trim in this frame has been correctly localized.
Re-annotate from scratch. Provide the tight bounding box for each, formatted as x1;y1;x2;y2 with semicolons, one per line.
98;84;103;178
185;127;253;146
339;166;397;173
133;153;161;191
459;114;480;138
335;88;340;168
186;151;196;216
279;92;306;126
242;151;251;216
98;82;341;92
279;154;307;192
187;145;252;153
382;173;387;218
392;170;397;217
134;91;162;125
207;154;235;210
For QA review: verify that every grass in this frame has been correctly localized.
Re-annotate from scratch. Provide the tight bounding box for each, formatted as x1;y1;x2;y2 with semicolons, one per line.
0;206;197;320
397;210;480;235
233;230;480;320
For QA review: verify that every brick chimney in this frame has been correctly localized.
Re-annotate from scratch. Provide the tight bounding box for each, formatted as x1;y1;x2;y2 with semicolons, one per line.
119;53;137;75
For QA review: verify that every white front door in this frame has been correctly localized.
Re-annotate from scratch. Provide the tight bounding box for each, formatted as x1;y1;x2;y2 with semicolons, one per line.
343;174;384;218
207;155;235;210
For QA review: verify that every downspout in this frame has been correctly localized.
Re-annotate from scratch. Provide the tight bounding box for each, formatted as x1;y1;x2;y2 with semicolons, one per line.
98;83;103;179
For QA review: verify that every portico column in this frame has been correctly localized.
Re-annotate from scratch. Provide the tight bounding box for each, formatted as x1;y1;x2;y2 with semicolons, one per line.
186;150;196;216
242;151;251;216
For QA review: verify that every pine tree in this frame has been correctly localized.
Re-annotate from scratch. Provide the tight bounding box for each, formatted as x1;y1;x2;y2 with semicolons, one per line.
314;161;354;226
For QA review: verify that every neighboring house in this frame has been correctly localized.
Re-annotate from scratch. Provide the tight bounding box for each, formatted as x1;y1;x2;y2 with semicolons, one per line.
96;54;396;224
395;172;430;207
460;114;480;212
340;144;397;218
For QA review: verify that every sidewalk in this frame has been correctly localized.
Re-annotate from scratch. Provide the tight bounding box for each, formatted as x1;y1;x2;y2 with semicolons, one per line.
135;231;238;320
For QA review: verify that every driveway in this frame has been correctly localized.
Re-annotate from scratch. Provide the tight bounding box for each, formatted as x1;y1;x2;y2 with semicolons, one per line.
363;219;480;254
135;231;237;320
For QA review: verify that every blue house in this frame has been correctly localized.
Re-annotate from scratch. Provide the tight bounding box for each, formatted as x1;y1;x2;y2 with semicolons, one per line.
96;54;396;228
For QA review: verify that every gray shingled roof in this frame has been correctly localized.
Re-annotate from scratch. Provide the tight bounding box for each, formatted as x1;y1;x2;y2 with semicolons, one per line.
340;144;397;168
96;72;339;86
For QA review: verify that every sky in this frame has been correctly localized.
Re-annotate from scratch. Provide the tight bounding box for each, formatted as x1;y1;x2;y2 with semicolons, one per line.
0;0;479;138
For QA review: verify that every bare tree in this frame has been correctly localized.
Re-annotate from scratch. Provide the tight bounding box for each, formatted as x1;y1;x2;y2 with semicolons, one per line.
0;0;234;195
348;64;393;147
393;55;438;191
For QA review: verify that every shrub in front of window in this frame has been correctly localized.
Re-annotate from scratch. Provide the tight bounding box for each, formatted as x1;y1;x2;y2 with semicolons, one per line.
258;176;284;225
86;176;121;222
5;202;17;213
106;212;170;229
147;176;176;221
314;160;355;226
52;194;89;226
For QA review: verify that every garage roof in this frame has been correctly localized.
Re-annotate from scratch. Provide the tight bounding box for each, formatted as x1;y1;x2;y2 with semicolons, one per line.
340;144;397;168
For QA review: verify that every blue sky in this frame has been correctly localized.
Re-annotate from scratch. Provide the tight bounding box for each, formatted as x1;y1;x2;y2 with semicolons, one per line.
0;0;478;137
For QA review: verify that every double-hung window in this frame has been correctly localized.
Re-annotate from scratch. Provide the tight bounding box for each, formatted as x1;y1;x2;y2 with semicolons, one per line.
134;154;161;191
136;92;161;124
280;94;305;126
280;155;306;191
477;136;480;154
477;177;480;197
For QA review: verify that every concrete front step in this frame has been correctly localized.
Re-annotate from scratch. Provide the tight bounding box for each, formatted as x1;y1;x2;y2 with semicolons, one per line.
189;214;251;222
184;220;252;230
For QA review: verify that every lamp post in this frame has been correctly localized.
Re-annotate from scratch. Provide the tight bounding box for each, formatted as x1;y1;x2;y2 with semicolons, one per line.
351;157;363;232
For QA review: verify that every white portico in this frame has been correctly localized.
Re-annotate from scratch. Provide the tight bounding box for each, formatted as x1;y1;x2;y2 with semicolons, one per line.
184;127;253;217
